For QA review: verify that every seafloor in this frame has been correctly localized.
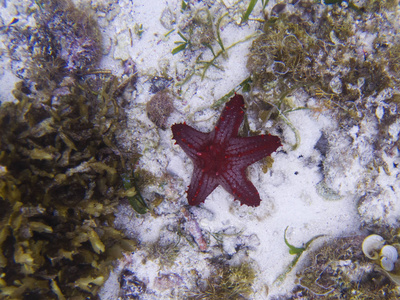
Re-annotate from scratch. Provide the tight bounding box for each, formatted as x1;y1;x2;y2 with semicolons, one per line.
0;0;400;299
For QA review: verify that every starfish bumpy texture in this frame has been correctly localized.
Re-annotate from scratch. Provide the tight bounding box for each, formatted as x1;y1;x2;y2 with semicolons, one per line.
172;94;281;207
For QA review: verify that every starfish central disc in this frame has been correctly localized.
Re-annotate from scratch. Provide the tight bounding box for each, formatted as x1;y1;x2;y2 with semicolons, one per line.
197;143;227;176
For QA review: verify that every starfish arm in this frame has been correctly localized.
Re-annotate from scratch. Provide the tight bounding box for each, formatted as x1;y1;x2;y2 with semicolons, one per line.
226;135;281;168
172;123;211;161
218;168;261;207
187;167;219;205
213;94;245;144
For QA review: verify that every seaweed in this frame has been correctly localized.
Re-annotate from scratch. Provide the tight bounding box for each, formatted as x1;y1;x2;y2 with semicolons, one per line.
274;227;324;285
187;261;256;300
241;0;259;23
295;236;400;299
170;5;259;85
122;171;148;215
246;0;400;157
33;0;102;74
0;72;138;299
0;0;139;298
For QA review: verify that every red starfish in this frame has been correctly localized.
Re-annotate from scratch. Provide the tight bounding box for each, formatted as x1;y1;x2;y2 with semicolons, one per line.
172;94;281;207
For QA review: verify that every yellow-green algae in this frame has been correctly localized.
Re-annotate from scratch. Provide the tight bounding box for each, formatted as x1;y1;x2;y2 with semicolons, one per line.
0;74;137;299
0;0;138;297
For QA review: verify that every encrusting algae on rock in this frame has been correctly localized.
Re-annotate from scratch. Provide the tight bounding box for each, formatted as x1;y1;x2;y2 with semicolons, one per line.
271;235;400;299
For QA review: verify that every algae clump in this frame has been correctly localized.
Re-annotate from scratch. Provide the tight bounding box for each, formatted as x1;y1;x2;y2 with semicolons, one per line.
0;75;137;299
0;0;138;299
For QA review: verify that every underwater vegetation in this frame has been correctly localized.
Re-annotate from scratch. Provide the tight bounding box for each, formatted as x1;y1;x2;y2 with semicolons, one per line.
245;0;400;203
4;0;102;90
33;0;102;74
0;73;138;299
247;0;400;121
172;7;215;55
0;0;140;299
245;1;400;298
187;260;256;300
0;77;139;299
276;235;400;299
271;228;400;299
166;2;258;85
274;227;325;285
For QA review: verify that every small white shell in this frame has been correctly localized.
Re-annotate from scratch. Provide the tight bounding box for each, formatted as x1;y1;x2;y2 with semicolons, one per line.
362;234;385;260
381;256;395;271
381;245;398;263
